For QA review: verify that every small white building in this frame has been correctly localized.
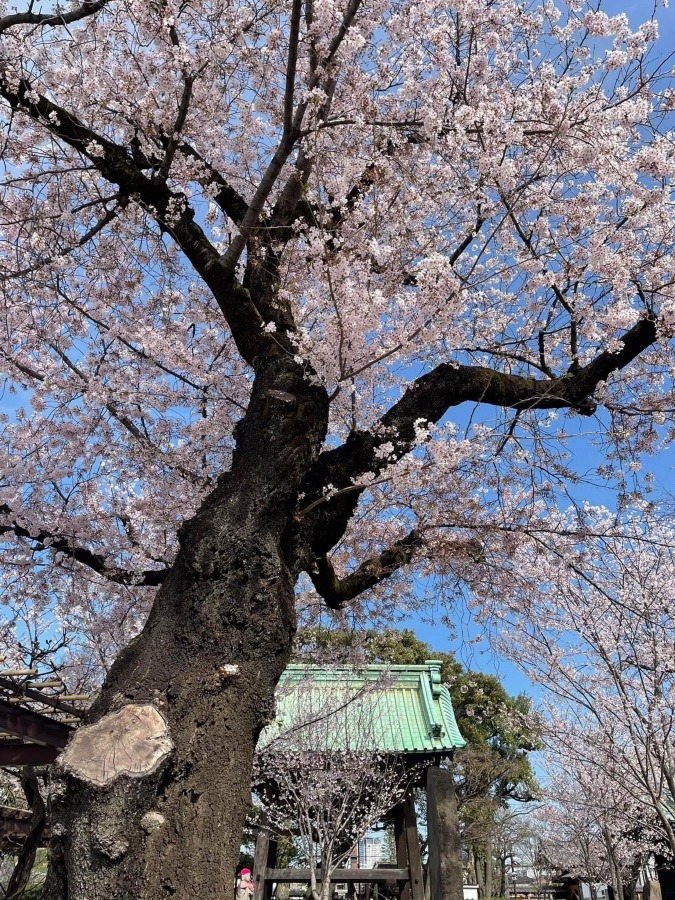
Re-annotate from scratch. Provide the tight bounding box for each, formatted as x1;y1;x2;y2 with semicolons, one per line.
358;837;384;870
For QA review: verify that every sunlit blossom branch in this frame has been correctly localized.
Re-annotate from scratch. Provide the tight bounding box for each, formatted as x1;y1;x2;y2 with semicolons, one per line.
50;282;241;403
298;312;658;568
0;195;124;280
335;211;485;382
0;77;278;365
0;505;167;587
21;335;209;489
155;74;196;183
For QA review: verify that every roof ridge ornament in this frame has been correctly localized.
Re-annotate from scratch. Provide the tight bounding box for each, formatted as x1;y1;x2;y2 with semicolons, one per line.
425;660;443;697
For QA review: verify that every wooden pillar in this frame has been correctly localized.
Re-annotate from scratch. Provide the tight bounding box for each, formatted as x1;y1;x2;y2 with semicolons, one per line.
267;837;278;900
646;882;664;900
426;766;463;900
403;794;425;900
656;856;675;900
253;830;271;900
394;801;410;900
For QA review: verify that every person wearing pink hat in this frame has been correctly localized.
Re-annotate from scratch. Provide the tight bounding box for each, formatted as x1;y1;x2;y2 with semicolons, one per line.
236;868;255;900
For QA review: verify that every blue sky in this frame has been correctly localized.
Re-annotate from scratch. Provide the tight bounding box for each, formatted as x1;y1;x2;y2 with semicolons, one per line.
608;0;674;29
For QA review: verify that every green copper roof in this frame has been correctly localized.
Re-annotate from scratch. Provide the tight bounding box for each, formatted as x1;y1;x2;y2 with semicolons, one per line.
259;661;465;755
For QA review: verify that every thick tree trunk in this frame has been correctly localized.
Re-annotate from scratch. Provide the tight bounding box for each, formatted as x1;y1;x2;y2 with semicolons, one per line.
43;357;329;900
484;836;493;900
475;848;485;899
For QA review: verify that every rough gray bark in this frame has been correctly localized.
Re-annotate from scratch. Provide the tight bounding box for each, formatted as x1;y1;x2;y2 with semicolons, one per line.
476;854;485;899
426;767;463;900
484;836;493;900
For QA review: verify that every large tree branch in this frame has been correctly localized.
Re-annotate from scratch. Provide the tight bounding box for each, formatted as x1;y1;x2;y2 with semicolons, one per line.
283;0;303;137
296;313;659;566
375;313;657;442
0;79;277;365
308;530;424;608
308;529;484;608
0;0;110;34
0;506;167;587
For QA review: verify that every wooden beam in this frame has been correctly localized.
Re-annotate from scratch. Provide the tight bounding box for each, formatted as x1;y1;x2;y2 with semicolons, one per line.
0;698;72;748
0;675;84;718
0;742;60;765
266;835;278;900
403;795;425;900
0;806;49;850
0;806;31;822
266;869;409;883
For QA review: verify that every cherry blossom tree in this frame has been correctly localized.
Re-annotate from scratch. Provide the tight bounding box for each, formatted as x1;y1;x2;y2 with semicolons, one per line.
253;678;420;900
533;753;662;900
255;748;413;900
0;0;674;897
484;519;675;864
